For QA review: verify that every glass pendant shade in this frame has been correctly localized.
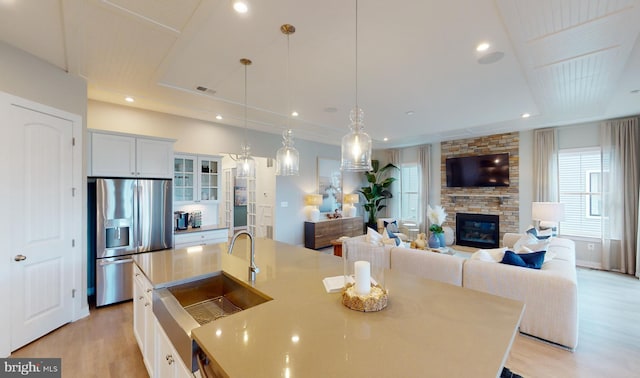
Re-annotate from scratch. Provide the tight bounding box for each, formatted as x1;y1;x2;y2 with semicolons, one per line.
236;144;256;179
341;107;372;171
276;129;299;176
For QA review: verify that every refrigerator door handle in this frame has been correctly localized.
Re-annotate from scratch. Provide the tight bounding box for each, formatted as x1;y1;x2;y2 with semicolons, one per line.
136;183;142;248
98;258;134;266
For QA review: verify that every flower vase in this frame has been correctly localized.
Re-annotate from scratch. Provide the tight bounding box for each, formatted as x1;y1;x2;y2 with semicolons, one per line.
428;233;440;249
437;233;446;248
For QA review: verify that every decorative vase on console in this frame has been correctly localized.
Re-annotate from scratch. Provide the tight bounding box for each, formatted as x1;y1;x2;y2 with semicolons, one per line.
427;205;448;249
428;233;441;248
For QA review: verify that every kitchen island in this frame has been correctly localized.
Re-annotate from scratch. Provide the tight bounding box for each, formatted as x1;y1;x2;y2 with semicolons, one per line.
134;239;524;378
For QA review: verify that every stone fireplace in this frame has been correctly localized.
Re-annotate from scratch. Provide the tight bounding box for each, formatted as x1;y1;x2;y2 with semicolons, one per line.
440;132;520;243
456;213;500;249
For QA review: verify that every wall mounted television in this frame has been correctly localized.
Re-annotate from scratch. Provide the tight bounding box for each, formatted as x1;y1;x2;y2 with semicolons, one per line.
445;153;510;187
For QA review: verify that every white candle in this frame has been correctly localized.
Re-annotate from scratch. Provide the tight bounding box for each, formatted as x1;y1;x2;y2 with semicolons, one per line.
354;261;371;295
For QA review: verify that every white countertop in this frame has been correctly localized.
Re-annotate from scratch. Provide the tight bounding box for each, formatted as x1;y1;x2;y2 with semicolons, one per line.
134;239;524;377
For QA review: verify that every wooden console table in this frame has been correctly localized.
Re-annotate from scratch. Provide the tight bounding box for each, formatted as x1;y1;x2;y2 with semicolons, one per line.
304;217;363;250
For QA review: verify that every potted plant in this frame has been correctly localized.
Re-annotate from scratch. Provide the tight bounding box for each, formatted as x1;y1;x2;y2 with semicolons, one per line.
358;160;398;229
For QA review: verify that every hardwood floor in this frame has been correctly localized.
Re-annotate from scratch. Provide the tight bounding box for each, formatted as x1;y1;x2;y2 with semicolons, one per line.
507;268;640;377
11;300;147;378
10;268;639;377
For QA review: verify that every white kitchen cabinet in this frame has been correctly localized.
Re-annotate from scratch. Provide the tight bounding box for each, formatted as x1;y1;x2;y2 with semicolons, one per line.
155;319;192;378
90;131;174;178
133;264;154;377
174;229;227;249
174;153;221;204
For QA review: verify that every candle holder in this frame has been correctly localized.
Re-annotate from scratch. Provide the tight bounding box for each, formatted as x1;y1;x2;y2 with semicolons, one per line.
342;244;388;312
341;282;388;312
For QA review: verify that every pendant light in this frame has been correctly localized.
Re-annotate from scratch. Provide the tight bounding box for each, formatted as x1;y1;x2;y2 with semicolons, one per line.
276;23;300;176
341;0;372;172
237;58;256;179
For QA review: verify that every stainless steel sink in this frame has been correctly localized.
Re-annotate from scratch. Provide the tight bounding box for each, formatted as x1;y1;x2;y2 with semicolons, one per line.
153;271;272;372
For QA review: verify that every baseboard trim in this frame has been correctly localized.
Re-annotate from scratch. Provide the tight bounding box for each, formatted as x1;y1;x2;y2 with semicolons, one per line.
576;260;601;269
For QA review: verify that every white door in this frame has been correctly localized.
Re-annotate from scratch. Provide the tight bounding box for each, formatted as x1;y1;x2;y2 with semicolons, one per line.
8;104;74;350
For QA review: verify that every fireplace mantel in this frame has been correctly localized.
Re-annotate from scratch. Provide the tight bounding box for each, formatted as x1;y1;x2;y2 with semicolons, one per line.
447;193;511;205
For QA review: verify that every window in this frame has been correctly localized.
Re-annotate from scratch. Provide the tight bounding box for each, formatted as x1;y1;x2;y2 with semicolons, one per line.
400;163;420;222
558;147;602;238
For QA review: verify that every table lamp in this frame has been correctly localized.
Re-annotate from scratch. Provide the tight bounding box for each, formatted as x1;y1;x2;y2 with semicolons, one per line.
343;193;359;217
531;202;565;237
305;194;323;222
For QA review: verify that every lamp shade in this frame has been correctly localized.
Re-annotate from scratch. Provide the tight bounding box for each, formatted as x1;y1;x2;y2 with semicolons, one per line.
305;194;323;207
344;193;359;204
532;202;565;222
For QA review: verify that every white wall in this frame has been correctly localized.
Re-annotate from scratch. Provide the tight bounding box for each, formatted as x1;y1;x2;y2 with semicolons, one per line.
88;100;340;245
0;41;88;357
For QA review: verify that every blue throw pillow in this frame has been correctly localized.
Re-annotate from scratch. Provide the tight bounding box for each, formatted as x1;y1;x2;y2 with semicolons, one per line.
526;227;550;240
384;220;399;233
386;228;399;239
500;250;546;269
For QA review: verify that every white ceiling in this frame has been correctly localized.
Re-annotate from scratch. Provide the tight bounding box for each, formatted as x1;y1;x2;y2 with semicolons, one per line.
1;0;639;148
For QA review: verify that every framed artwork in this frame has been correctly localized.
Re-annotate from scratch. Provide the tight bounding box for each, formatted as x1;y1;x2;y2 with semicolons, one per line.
317;157;342;213
234;178;247;206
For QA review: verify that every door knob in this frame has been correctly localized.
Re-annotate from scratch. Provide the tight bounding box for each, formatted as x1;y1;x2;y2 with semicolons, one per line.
14;254;27;261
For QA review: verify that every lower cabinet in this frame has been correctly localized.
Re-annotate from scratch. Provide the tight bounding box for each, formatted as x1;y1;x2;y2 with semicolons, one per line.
133;265;192;378
133;265;154;376
155;319;192;378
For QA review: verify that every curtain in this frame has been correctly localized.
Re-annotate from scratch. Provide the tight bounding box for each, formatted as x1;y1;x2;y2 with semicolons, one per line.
386;149;401;219
418;145;431;233
600;117;639;277
533;128;559;202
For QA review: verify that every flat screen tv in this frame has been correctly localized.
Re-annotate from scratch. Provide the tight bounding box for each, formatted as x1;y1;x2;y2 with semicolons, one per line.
446;153;510;187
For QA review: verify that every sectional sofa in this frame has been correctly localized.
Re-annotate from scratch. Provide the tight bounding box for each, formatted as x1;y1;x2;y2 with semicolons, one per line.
342;233;579;350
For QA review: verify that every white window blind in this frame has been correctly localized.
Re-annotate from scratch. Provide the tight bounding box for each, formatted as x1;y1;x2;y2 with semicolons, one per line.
400;164;419;222
558;148;602;238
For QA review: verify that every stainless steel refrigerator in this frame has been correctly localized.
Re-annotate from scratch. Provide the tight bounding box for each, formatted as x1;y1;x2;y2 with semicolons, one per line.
95;178;172;306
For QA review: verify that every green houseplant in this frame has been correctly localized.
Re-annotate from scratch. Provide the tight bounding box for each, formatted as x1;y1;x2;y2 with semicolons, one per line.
358;160;398;229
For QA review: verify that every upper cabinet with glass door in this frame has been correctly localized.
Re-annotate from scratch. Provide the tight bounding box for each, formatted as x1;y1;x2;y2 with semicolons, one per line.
174;153;221;204
198;156;220;202
174;154;196;203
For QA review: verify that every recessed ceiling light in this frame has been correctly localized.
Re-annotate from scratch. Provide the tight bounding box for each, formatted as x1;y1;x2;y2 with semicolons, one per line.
233;1;248;13
216;114;223;120
383;137;389;142
476;42;490;52
521;113;531;118
478;51;504;64
125;96;134;103
405;110;415;116
291;111;299;117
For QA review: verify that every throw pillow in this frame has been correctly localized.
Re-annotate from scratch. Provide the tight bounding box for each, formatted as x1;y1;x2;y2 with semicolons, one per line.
384;220;399;233
386;228;400;240
470;247;507;262
500;250;546;269
470;250;496;262
513;234;549;253
366;227;383;246
525;226;551;240
381;229;401;246
518;245;556;263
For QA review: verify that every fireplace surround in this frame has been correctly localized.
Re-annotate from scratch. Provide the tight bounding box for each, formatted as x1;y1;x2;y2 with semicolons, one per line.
456;213;500;249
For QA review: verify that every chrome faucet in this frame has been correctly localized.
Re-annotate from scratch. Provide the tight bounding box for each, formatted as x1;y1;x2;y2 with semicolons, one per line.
228;230;259;282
